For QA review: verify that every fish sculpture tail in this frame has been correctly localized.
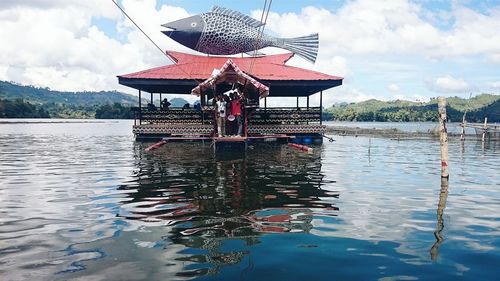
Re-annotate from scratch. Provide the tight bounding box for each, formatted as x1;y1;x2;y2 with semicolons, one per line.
280;33;319;63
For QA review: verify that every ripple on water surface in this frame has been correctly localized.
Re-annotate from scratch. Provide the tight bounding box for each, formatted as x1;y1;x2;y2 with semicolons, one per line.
0;121;499;280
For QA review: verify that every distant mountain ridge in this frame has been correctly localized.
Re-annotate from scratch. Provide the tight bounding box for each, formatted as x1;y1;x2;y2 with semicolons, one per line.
0;81;190;118
1;80;498;121
0;80;138;106
325;94;500;122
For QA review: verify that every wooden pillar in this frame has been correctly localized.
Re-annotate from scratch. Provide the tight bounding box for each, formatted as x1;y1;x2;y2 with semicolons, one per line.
200;92;205;125
320;91;323;125
150;92;153;105
438;97;449;178
159;93;162;105
138;90;142;125
296;96;299;109
307;96;309;109
264;97;267;123
482;117;488;142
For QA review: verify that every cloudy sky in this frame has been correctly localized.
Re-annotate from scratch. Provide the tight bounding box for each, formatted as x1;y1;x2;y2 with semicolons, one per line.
1;0;499;105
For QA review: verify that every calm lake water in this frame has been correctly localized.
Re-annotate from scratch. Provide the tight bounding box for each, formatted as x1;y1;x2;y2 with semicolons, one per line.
0;120;499;281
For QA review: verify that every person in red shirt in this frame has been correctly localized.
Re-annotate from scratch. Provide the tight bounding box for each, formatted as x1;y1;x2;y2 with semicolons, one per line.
230;90;243;136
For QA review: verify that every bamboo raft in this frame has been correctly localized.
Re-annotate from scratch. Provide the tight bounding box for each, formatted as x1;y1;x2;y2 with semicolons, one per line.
460;118;500;141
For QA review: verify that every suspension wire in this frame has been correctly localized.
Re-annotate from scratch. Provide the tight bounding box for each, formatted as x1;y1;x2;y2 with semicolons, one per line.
110;0;201;84
247;0;268;74
248;0;272;75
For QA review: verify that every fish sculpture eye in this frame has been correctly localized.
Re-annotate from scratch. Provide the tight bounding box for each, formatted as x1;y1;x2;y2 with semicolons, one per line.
190;22;197;27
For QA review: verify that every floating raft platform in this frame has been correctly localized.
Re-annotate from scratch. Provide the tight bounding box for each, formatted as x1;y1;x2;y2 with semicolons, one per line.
161;134;292;142
117;51;343;144
155;134;295;152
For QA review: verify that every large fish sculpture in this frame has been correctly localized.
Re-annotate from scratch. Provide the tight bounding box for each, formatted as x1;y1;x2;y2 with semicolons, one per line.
162;6;319;63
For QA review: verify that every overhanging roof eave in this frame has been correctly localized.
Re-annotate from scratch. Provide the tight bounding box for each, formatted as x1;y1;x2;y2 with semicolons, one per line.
118;77;198;94
118;76;343;96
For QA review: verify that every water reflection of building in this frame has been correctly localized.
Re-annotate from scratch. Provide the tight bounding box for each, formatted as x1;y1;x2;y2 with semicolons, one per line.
117;143;339;277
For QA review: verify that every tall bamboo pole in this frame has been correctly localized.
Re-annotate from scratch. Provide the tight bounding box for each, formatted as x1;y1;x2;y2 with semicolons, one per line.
438;97;449;178
482;117;488;142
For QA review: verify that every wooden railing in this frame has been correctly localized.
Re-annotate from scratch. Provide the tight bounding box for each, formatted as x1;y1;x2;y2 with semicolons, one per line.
132;106;322;125
133;107;213;125
249;107;321;124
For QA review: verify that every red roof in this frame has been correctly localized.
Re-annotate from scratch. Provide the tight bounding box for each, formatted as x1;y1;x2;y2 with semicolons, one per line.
118;51;343;97
119;51;342;81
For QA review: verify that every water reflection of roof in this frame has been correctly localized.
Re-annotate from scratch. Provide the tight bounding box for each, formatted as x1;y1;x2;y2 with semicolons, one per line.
118;144;339;233
116;143;340;279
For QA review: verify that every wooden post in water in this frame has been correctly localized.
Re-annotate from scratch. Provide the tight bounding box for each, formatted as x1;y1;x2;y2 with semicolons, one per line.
460;112;466;141
438;97;449;178
482;117;488;142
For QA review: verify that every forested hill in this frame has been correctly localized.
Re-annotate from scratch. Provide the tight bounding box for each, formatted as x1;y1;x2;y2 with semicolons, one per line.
0;80;137;106
324;94;500;122
1;80;498;121
0;81;189;118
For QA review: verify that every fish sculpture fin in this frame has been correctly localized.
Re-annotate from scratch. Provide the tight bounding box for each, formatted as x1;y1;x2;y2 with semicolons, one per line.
245;50;266;57
211;6;265;28
280;33;319;63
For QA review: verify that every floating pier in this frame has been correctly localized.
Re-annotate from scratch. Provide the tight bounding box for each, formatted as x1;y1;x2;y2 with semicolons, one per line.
117;51;343;144
460;118;500;141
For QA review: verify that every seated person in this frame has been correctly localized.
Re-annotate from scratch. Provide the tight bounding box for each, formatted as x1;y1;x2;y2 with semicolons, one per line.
161;98;171;109
182;103;190;110
147;102;156;110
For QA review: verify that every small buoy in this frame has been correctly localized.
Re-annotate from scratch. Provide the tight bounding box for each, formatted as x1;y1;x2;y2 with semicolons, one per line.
287;143;313;152
303;137;313;144
145;140;167;152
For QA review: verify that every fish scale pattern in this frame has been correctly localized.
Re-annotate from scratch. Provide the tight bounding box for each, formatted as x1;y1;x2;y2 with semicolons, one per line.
196;13;271;55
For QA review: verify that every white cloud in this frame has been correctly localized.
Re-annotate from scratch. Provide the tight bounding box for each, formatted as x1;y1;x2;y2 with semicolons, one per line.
257;0;500;62
392;94;429;102
387;83;401;92
427;75;471;93
318;86;376;106
0;0;191;93
489;81;500;89
286;54;350;80
260;85;373;108
317;55;351;79
1;0;499;102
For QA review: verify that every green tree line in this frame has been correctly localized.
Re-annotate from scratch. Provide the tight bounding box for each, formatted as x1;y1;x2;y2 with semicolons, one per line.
324;94;500;122
1;81;498;121
0;81;188;119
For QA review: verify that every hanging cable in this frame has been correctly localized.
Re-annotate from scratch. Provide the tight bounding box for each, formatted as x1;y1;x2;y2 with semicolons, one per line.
110;0;201;84
248;0;272;75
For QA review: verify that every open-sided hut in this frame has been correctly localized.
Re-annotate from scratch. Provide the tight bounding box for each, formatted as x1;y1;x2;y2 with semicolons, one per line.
118;51;342;142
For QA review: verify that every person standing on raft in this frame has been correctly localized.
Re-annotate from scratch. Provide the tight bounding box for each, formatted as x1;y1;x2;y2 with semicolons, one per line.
216;95;227;137
230;90;243;136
